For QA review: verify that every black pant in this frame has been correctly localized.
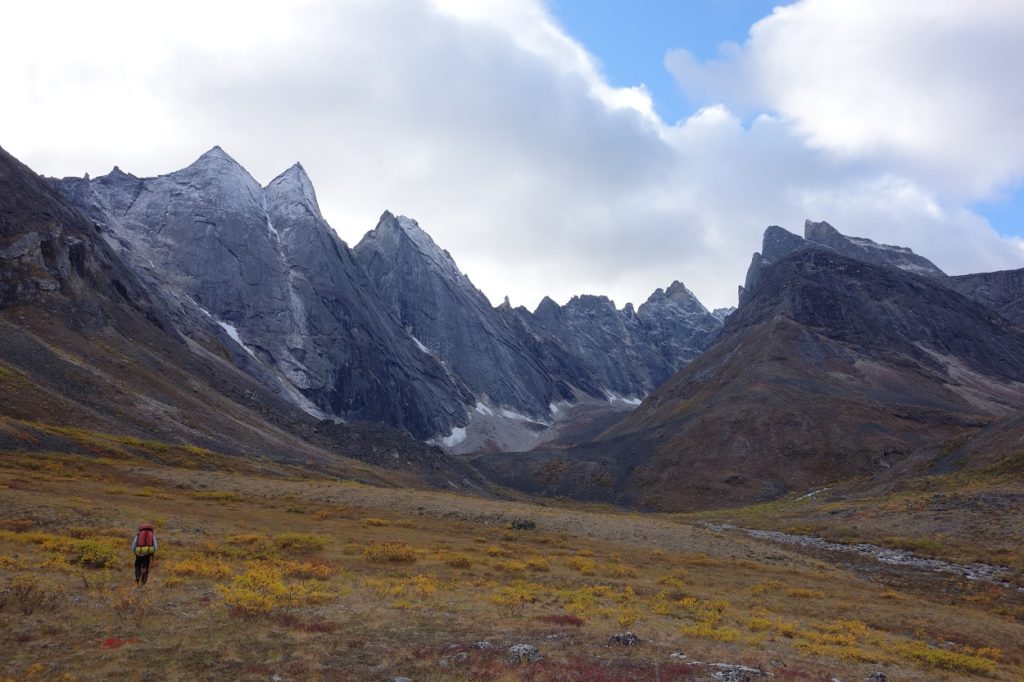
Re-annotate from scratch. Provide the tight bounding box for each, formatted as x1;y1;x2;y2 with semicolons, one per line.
134;555;152;584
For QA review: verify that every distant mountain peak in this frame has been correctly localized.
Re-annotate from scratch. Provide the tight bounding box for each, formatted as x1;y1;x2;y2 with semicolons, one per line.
99;165;139;184
534;296;561;318
803;218;945;278
761;225;810;262
179;145;257;186
641;280;710;316
364;211;466;280
195;145;234;163
266;162;321;218
742;219;948;307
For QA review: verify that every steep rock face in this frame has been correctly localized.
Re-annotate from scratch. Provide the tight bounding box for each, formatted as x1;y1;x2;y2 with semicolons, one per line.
949;268;1024;327
53;149;471;439
738;225;815;305
354;212;572;419
636;281;723;378
525;294;652;399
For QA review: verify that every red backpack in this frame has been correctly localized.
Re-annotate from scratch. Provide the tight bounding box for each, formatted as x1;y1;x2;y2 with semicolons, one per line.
135;524;155;556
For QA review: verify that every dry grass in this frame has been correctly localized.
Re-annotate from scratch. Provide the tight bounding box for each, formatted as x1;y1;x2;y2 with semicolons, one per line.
1;447;1023;680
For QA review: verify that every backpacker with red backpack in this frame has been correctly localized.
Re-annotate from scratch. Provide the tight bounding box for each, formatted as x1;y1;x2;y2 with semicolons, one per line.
135;523;156;556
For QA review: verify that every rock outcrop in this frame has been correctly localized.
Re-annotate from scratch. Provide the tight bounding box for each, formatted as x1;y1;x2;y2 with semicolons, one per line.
804;219;946;278
739;220;945;305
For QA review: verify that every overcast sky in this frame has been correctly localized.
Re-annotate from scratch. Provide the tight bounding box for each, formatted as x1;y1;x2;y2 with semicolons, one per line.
3;0;1024;310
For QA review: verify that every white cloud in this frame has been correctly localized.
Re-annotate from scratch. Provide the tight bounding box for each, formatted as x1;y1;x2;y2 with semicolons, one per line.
667;0;1024;200
1;0;1022;312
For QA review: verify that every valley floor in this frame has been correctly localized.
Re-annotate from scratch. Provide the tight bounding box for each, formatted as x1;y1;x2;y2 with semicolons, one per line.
2;444;1023;680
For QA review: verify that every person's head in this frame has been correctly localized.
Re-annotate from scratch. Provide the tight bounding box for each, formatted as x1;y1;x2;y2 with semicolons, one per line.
138;522;153;531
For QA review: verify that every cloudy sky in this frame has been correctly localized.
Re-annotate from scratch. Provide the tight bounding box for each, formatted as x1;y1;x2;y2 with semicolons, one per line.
3;0;1023;310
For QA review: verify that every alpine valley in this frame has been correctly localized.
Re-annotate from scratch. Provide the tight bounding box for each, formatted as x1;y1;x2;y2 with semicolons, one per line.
3;144;1024;680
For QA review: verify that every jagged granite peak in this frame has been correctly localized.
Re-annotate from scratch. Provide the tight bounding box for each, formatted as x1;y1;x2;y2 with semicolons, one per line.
0;144;162;320
642;280;709;316
193;144;235;165
565;293;618;314
3;144;486;490
265;162;323;221
517;281;723;399
804;219;946;278
365;211;471;285
534;295;561;319
51;150;472;439
355;212;573;419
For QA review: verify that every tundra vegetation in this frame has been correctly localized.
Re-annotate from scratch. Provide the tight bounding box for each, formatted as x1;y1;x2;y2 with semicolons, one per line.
1;419;1023;680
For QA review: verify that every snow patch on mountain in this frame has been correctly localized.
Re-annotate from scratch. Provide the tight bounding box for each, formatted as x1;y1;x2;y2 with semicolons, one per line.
606;391;643;407
434;426;467;448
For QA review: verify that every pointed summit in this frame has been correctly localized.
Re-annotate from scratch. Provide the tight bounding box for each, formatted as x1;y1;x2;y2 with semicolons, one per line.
266;162;322;218
179;146;258;186
640;280;710;316
195;145;235;164
359;212;465;280
664;280;690;298
99;165;138;183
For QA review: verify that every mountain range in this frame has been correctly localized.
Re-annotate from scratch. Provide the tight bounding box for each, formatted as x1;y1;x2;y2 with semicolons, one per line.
474;220;1024;510
4;143;1024;511
50;147;724;453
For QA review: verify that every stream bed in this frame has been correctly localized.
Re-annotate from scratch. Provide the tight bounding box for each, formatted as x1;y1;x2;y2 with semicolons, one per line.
705;523;1022;591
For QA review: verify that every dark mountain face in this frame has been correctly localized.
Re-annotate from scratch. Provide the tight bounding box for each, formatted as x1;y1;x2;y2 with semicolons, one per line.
353;212;574;421
0;146;162;324
609;231;1024;510
477;224;1024;510
949;268;1024;327
53;149;472;440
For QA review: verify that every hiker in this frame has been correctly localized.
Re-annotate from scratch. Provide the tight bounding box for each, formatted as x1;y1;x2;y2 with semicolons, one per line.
131;522;157;585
